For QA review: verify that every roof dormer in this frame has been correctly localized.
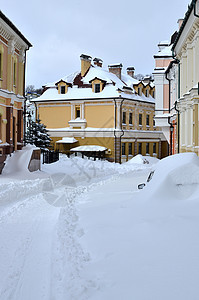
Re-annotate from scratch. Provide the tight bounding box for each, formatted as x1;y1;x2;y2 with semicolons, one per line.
89;77;106;93
55;80;72;94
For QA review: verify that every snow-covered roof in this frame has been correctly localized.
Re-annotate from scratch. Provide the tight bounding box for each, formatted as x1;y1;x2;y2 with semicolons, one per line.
83;65;125;88
70;145;107;152
43;71;79;88
35;64;155;104
56;137;78;144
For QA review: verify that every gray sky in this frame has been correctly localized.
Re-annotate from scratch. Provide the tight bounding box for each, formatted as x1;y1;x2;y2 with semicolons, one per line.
2;0;190;89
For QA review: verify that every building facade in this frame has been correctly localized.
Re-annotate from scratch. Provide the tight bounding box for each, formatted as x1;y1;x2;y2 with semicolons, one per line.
0;11;31;163
172;0;199;155
33;55;167;163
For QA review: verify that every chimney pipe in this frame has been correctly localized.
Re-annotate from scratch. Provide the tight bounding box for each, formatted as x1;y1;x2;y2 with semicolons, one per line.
93;57;103;67
108;63;123;79
80;54;92;77
127;67;135;78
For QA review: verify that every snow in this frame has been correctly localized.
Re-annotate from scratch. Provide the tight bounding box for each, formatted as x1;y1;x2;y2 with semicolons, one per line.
56;137;78;144
2;144;40;177
0;152;199;299
70;145;107;152
155;44;173;57
34;65;154;104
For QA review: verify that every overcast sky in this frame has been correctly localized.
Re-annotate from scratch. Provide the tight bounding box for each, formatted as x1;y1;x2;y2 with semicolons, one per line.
2;0;190;89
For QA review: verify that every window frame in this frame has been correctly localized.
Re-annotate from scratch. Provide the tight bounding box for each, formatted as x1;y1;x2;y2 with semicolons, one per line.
122;111;126;124
122;143;126;156
146;114;150;126
94;83;101;93
60;86;66;94
146;142;149;154
128;142;132;155
139;113;142;126
129;112;132;125
138;143;142;154
153;142;156;154
138;87;142;96
75;106;81;118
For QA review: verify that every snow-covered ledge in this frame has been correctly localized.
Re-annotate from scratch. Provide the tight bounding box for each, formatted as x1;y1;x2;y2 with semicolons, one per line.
68;118;87;129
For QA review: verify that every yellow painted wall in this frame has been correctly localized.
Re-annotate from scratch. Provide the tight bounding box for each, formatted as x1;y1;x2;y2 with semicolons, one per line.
39;105;71;128
85;104;114;128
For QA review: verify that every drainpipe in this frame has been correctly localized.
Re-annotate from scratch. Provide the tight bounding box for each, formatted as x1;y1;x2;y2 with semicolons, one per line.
172;48;180;154
193;0;199;18
165;70;171;155
23;49;27;146
113;98;117;163
168;116;174;155
175;100;180;153
119;98;125;164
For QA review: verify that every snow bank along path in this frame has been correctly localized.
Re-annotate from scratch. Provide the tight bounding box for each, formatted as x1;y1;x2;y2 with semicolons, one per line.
0;155;151;300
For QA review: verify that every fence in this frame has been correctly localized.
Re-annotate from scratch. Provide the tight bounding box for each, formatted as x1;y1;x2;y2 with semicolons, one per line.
43;150;59;164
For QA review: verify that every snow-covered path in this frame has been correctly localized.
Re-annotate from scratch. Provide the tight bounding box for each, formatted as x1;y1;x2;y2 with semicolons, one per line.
0;179;59;300
0;155;151;300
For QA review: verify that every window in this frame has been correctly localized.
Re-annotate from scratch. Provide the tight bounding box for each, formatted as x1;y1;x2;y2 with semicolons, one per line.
122;112;126;124
145;89;149;97
146;114;150;126
13;61;16;86
138;143;142;154
146;143;149;154
153;143;156;153
129;112;132;125
61;86;66;94
128;143;132;155
138;87;142;96
153;91;155;98
75;106;80;118
95;83;100;93
122;143;126;155
139;114;142;125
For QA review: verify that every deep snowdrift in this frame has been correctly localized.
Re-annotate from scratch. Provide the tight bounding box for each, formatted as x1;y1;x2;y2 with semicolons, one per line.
0;153;199;300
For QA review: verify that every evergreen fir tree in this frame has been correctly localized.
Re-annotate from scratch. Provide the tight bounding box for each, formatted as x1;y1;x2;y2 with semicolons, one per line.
26;118;51;152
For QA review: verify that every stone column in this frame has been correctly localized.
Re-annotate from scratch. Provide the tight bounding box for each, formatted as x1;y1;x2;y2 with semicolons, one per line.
82;102;85;119
115;100;121;129
181;50;187;96
186;43;193;92
7;38;15;92
18;48;25;96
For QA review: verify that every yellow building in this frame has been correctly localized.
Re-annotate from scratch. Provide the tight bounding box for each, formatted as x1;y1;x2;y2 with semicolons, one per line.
0;11;32;170
33;55;167;163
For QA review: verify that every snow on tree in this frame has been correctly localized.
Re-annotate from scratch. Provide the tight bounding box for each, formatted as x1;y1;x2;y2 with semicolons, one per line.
26;118;51;152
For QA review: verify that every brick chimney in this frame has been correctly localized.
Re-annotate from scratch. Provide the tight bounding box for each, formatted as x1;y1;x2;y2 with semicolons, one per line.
93;57;103;67
108;63;123;79
127;67;135;78
80;54;92;77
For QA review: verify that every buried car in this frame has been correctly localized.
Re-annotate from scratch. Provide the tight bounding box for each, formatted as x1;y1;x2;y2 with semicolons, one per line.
137;153;199;200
